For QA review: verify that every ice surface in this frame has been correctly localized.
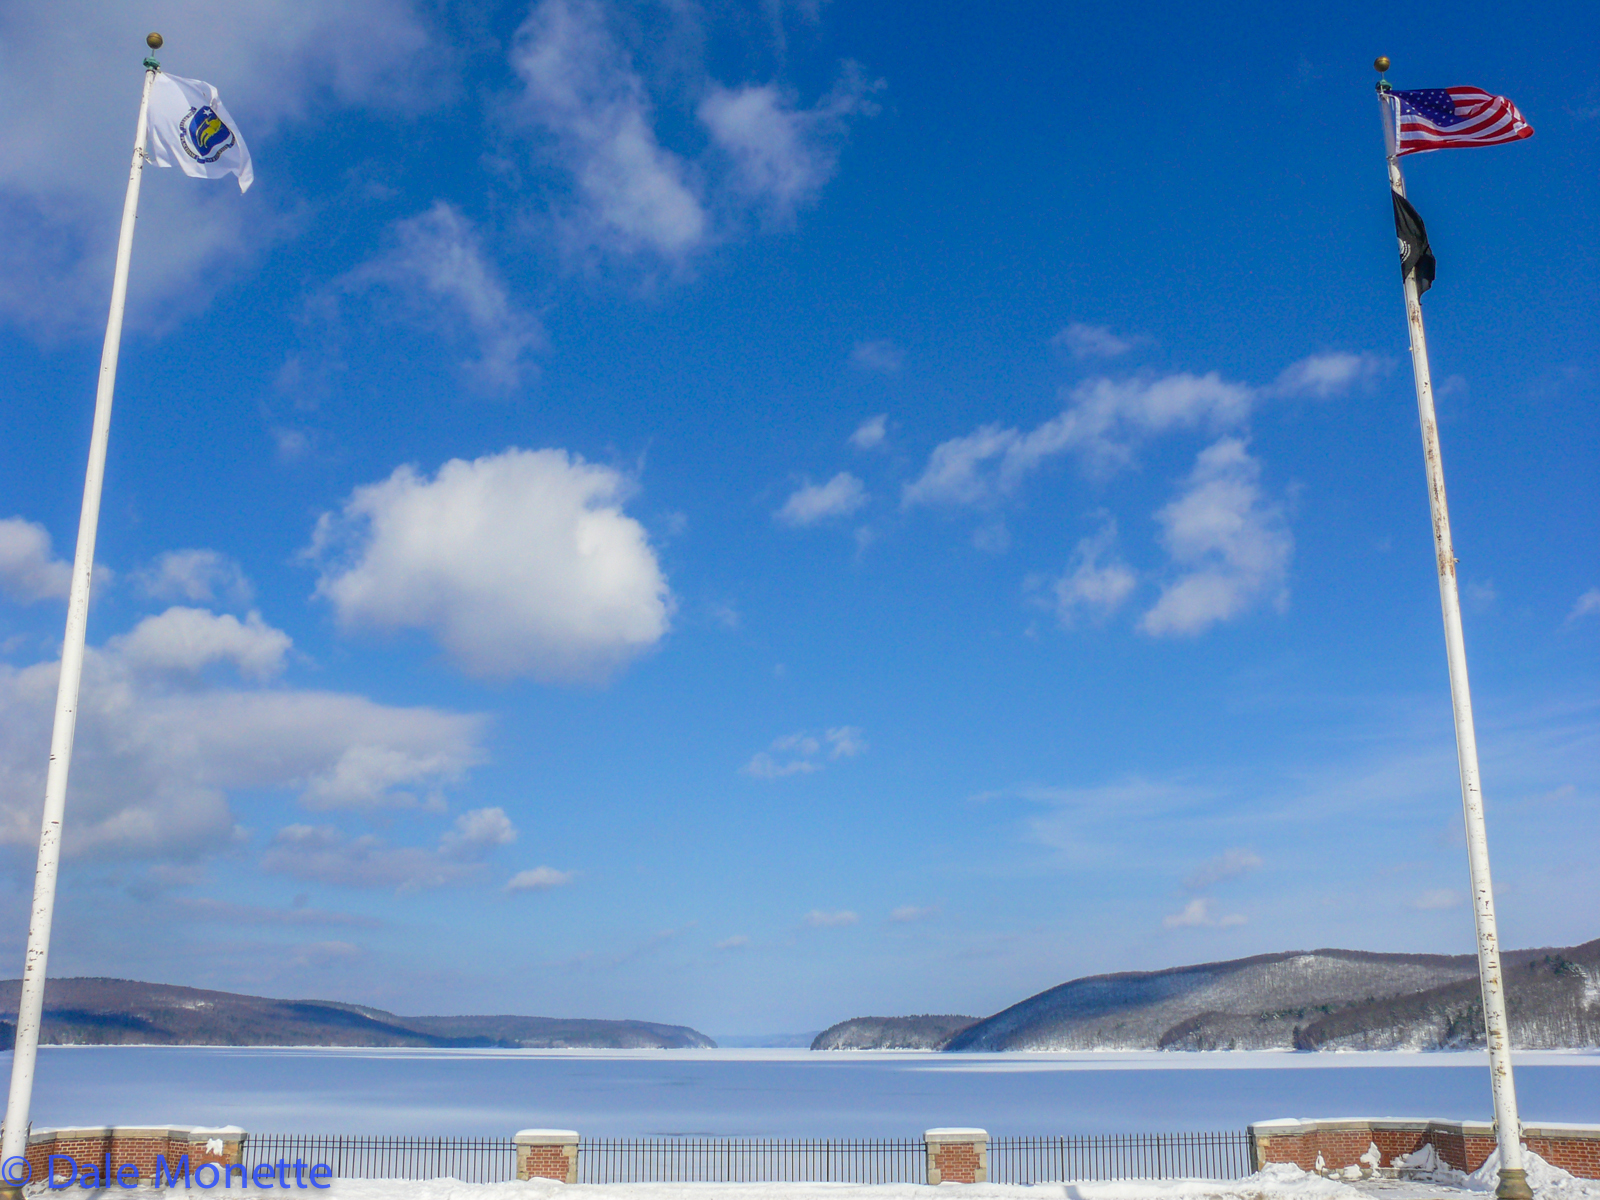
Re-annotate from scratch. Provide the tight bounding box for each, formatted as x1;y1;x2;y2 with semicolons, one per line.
9;1047;1599;1138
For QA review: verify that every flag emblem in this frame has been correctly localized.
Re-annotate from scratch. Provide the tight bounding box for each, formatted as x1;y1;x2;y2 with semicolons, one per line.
179;105;235;162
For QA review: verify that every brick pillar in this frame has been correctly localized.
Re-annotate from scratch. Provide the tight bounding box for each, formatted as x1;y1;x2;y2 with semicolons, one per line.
926;1128;988;1184
515;1130;579;1183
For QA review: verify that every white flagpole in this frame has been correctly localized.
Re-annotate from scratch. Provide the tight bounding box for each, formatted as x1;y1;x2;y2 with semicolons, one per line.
0;35;163;1183
1375;62;1530;1200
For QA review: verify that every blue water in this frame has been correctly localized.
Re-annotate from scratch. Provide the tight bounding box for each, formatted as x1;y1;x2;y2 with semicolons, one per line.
8;1048;1597;1138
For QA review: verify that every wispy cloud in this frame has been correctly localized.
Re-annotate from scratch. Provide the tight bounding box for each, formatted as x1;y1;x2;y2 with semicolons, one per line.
849;414;888;450
850;341;903;373
1051;323;1140;359
1162;897;1246;929
262;807;516;892
1052;518;1137;624
1183;847;1263;891
1568;588;1600;624
742;727;866;778
135;549;254;607
775;473;869;526
506;865;577;892
803;909;859;928
889;904;940;923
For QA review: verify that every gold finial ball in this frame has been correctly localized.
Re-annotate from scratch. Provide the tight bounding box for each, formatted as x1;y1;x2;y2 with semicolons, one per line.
1374;56;1390;73
147;32;164;50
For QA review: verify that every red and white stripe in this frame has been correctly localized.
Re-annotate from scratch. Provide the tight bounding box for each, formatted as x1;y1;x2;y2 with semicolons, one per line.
1396;86;1534;155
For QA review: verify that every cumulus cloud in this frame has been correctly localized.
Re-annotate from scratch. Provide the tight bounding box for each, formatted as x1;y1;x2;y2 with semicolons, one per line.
1270;352;1388;398
1051;323;1138;359
742;726;865;777
0;607;487;860
0;517;72;603
506;865;576;892
309;447;671;682
849;414;888;450
262;806;516;891
344;202;543;390
135;549;253;607
803;909;858;928
1140;439;1292;637
0;0;433;334
775;473;869;526
1183;847;1263;891
508;0;706;259
850;341;903;374
106;607;291;680
1053;519;1137;624
1162;897;1246;929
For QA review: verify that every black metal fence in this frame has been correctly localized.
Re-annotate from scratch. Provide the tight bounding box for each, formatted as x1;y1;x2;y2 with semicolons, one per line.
990;1131;1255;1183
240;1135;518;1184
576;1137;927;1184
240;1130;1253;1184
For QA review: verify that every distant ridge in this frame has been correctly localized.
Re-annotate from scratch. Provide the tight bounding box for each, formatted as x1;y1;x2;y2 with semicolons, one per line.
942;938;1600;1052
0;978;715;1049
812;1014;977;1051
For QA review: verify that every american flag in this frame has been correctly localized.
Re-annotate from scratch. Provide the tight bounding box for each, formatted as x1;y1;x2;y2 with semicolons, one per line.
1390;86;1534;155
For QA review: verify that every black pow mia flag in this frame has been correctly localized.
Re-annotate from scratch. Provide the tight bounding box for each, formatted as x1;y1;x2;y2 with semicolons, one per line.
1391;190;1436;296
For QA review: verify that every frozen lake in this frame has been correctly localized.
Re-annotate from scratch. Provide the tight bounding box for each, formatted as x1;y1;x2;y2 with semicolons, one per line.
9;1047;1598;1138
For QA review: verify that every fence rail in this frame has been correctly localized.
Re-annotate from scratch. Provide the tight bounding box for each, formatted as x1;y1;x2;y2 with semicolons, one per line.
576;1137;927;1184
240;1130;1253;1184
990;1132;1255;1183
240;1135;518;1184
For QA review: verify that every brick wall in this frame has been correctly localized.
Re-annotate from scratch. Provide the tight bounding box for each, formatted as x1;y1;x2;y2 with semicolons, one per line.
926;1128;988;1184
514;1129;578;1183
1250;1119;1600;1181
21;1126;243;1188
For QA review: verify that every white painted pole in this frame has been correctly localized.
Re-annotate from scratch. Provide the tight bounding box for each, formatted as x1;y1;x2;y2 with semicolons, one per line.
0;49;159;1174
1377;81;1530;1200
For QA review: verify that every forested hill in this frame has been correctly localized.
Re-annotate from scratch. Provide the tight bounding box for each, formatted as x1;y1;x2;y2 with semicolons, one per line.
811;1014;978;1050
0;977;715;1049
942;938;1600;1052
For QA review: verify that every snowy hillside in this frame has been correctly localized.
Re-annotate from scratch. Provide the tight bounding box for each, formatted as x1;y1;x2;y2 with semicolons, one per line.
943;939;1600;1051
811;1014;978;1050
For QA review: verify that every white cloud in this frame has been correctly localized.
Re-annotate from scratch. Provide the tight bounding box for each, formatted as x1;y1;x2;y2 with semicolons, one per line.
1162;897;1246;929
742;727;865;777
310;447;671;682
1568;589;1600;623
1183;847;1263;891
850;341;903;373
714;934;750;950
508;0;707;259
0;517;72;603
1413;888;1463;911
1140;438;1292;637
345;202;543;389
0;0;433;334
699;67;876;221
106;607;291;680
135;549;253;606
506;865;576;892
902;371;1254;508
775;473;868;526
1270;352;1388;398
0;608;487;860
849;414;888;450
262;808;516;892
1053;519;1137;624
889;904;939;922
1051;323;1137;359
803;909;858;928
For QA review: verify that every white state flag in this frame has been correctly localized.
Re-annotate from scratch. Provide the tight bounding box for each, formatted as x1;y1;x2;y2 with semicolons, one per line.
146;73;254;193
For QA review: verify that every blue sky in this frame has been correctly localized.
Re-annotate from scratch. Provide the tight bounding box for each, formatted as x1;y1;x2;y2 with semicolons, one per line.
0;0;1595;1037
